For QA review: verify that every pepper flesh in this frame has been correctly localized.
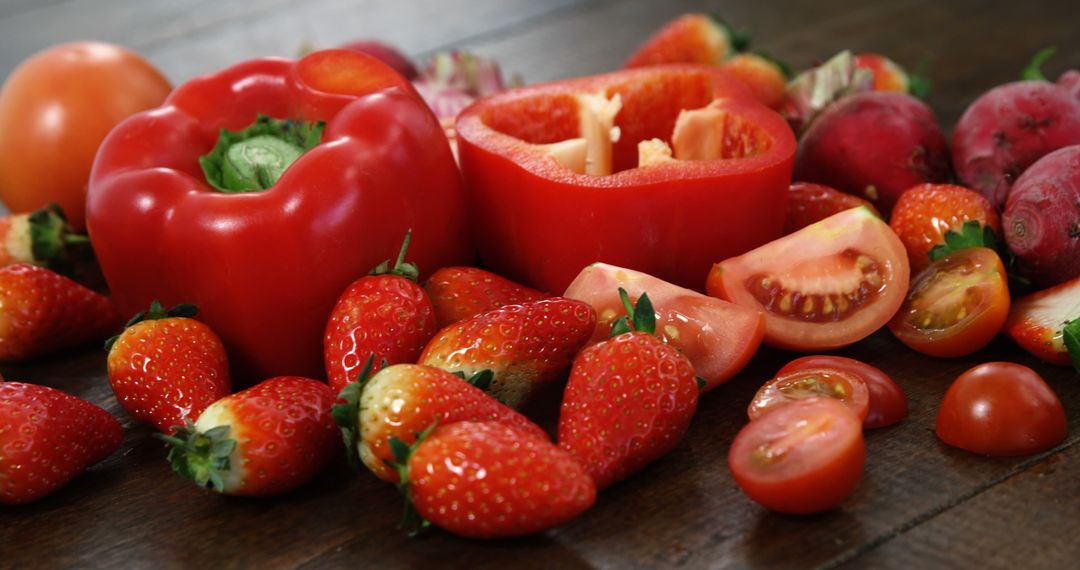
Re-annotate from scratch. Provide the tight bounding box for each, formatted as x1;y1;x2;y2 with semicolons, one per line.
87;50;472;381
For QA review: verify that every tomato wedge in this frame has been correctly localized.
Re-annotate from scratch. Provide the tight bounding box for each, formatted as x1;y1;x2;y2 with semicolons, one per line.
707;207;910;351
564;262;764;392
729;397;865;514
778;355;907;429
888;248;1009;357
748;367;869;421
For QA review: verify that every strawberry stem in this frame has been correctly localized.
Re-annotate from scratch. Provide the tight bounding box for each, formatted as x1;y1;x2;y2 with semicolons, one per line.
105;300;199;351
369;230;420;282
331;355;379;471
1021;47;1056;81
609;288;657;337
388;422;438;537
155;419;237;493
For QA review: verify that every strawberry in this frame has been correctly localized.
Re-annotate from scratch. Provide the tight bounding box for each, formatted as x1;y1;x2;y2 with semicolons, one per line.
558;290;698;490
333;361;547;482
391;421;596;538
324;231;438;394
106;301;230;433
424;266;548;327
159;376;338;496
889;183;1002;274
785;182;881;234
625;13;748;68
0;203;93;278
0;263;121;362
1005;274;1080;367
720;52;790;110
419;298;596;409
0;382;123;505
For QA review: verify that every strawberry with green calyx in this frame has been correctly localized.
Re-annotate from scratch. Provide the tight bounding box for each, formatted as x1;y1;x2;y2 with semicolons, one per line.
1005;274;1080;368
324;230;438;394
332;361;546;482
158;376;338;496
0;203;94;280
928;220;1000;261
625;13;750;68
0;263;121;362
1;382;123;505
106;300;230;433
419;298;596;409
388;421;596;539
889;183;1003;274
424;266;548;327
559;288;699;490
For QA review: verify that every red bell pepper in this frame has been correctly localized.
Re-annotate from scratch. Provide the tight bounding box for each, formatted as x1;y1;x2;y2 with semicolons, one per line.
86;50;471;381
455;64;796;294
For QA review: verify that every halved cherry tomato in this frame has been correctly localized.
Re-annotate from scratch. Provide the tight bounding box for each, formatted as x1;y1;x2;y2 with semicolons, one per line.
707;207;910;351
936;362;1067;456
564;262;764;392
778;355;907;429
729;397;865;515
748;368;869;421
888;248;1009;358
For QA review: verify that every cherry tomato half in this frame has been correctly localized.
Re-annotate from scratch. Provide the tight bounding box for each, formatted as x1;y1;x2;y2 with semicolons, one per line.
748;367;869;421
708;207;910;351
0;42;171;231
888;248;1009;358
936;362;1067;456
778;355;907;429
729;397;865;515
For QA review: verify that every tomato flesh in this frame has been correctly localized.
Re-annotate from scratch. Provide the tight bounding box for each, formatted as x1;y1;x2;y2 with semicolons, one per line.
708;207;910;351
748;368;869;421
729;397;865;514
778;355;907;429
889;248;1009;358
936;362;1067;456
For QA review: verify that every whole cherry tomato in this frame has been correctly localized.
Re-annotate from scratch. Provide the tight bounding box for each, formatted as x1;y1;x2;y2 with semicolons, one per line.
0;42;171;231
778;355;907;429
936;362;1067;456
729;397;865;515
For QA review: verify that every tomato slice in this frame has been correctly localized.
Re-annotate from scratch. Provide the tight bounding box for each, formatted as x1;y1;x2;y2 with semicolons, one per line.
936;362;1067;456
888;248;1009;357
728;397;865;514
778;355;907;429
564;262;764;392
707;207;910;351
748;368;869;421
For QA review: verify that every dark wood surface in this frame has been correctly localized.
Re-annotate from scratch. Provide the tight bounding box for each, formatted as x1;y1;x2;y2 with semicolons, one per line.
2;1;1079;568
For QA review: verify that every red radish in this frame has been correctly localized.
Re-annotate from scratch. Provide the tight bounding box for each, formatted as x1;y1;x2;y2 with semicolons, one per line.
794;91;950;214
952;53;1080;209
339;40;418;79
1002;145;1080;287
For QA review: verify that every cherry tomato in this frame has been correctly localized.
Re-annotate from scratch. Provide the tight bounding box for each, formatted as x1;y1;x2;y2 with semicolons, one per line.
784;182;880;235
936;362;1067;456
778;355;907;429
729;397;865;514
748;367;869;421
707;207;910;351
888;248;1009;358
0;42;171;231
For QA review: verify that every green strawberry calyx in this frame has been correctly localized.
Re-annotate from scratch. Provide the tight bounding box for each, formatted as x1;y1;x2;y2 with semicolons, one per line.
156;419;237;493
1062;318;1080;374
369;230;420;282
387;421;439;537
104;300;199;351
331;355;382;471
927;220;999;261
610;287;657;337
27;203;94;276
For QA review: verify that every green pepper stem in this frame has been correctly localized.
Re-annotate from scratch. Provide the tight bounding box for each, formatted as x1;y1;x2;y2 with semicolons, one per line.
199;115;325;193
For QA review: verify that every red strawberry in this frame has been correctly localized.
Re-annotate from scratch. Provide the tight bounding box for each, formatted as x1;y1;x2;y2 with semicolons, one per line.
785;182;881;234
159;376;338;496
1005;275;1080;367
106;301;230;433
0;204;93;279
392;421;596;538
0;382;123;505
332;361;548;482
558;290;698;490
419;298;596;408
625;13;748;68
324;232;438;394
889;183;1002;274
720;52;790;110
0;263;121;362
424;266;548;327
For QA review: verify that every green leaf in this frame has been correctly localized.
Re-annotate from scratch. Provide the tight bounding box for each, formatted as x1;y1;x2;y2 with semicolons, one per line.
1063;318;1080;374
632;292;657;335
465;369;493;390
928;221;999;262
389;436;411;466
1021;47;1056;81
610;316;632;338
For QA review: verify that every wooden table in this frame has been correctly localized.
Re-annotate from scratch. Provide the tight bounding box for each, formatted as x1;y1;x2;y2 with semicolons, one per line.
2;1;1079;568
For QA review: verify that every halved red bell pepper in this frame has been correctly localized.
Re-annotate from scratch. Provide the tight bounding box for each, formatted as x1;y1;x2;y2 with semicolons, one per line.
455;64;796;294
87;50;471;381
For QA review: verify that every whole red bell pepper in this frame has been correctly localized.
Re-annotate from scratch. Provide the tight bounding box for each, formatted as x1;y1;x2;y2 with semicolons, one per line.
455;65;795;294
87;50;471;381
